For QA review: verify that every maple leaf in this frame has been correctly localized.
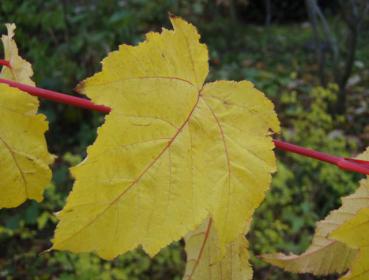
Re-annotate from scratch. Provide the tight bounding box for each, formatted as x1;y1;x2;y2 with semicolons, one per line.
184;218;252;280
0;24;53;208
263;149;369;277
52;16;279;259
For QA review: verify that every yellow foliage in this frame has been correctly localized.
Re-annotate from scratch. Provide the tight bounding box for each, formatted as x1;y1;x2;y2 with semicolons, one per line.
0;24;53;208
52;16;279;261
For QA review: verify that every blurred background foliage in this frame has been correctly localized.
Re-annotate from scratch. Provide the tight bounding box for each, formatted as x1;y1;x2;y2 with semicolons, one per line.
0;0;368;279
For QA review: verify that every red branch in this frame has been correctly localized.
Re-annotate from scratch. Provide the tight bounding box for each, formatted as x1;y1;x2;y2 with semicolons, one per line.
273;140;369;175
0;77;368;175
0;78;110;113
0;59;11;68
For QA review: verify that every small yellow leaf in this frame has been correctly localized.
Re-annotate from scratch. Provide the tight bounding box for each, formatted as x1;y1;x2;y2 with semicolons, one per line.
262;180;369;275
331;200;369;280
0;85;53;207
52;16;279;259
0;24;53;208
184;218;252;280
328;150;369;280
1;23;34;85
263;149;369;277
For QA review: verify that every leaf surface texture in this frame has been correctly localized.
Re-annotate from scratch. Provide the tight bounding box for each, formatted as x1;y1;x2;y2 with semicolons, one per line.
184;218;252;280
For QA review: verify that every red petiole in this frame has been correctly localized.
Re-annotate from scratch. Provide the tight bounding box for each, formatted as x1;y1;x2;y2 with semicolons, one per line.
0;62;368;175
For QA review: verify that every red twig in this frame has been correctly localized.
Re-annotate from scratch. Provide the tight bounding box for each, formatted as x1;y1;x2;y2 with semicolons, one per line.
0;78;110;113
0;76;368;175
273;140;369;175
0;59;11;68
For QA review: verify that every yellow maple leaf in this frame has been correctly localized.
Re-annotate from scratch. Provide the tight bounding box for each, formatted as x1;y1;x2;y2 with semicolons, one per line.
184;218;252;280
263;150;369;277
0;24;53;208
52;16;279;259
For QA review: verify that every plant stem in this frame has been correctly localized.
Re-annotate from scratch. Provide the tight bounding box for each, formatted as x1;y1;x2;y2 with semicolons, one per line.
0;59;11;68
0;77;368;175
0;78;110;113
273;140;369;175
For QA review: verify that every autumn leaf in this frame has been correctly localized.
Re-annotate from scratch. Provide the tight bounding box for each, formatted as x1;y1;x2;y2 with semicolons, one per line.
184;218;252;280
0;24;53;208
331;180;369;278
52;16;279;260
263;149;369;277
330;208;369;280
0;85;53;208
262;183;366;274
1;23;34;85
